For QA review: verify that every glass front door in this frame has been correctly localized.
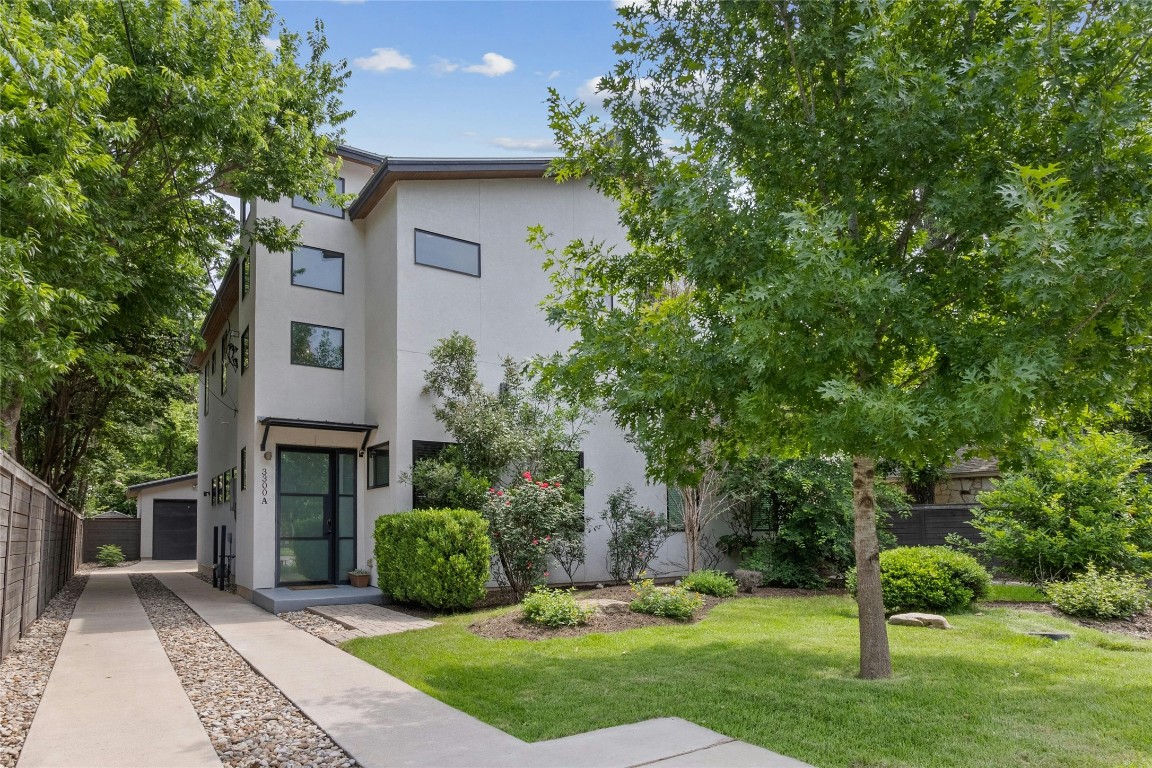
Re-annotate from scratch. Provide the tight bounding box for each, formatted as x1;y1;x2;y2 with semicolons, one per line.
277;448;356;585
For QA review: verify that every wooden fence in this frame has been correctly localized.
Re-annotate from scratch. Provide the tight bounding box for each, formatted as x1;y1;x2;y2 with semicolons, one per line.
0;450;84;662
83;518;141;561
888;503;981;548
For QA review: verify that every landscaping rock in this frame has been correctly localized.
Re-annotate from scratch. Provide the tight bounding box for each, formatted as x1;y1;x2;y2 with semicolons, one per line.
889;612;953;629
735;569;762;594
576;598;630;615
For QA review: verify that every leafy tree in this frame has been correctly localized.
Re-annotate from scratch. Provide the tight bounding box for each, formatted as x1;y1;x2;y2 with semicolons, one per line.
538;0;1152;678
1;0;350;494
958;431;1152;584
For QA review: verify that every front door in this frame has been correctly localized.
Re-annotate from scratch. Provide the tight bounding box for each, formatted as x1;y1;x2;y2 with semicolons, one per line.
277;448;356;585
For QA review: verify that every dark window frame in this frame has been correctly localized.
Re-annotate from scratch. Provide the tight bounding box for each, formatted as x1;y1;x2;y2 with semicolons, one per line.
240;327;250;374
367;442;390;489
202;367;209;415
291;177;345;218
289;321;345;371
241;250;251;299
240;447;247;491
220;335;228;394
414;228;481;277
291;245;345;294
411;440;454;508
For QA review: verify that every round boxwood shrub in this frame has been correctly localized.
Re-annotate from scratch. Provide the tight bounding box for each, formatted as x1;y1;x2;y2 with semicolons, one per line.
847;546;991;613
374;508;491;610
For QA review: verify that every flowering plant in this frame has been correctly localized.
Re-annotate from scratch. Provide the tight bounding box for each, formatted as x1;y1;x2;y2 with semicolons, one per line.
482;471;584;599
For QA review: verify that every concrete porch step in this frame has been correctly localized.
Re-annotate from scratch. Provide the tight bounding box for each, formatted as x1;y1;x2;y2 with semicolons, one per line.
251;584;384;613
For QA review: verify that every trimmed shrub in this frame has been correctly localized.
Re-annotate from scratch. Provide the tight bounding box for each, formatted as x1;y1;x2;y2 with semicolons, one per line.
629;579;704;620
521;586;594;628
374;508;491;610
96;544;124;567
847;546;991;613
680;570;738;597
1046;564;1151;619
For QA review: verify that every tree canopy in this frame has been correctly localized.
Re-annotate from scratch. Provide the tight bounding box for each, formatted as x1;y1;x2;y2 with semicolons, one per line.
538;0;1152;678
1;0;350;498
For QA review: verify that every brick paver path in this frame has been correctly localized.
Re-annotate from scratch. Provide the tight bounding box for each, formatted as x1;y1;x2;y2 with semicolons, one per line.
306;604;437;644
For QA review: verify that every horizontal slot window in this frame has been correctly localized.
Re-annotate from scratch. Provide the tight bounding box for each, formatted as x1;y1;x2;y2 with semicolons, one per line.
290;322;344;370
292;177;345;218
415;229;480;277
292;246;344;293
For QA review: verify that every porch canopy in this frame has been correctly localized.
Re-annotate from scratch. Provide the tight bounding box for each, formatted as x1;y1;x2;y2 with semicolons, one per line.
257;417;378;456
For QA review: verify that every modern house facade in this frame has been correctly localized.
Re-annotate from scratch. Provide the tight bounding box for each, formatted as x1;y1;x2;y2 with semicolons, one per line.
193;147;704;609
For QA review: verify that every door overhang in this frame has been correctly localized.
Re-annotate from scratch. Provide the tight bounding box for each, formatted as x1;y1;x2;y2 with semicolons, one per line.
257;417;377;456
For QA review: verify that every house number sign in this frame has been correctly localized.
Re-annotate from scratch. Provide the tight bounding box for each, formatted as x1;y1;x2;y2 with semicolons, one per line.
261;468;269;505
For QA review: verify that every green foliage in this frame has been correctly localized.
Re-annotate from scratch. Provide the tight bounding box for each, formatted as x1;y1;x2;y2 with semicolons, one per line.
482;473;584;600
409;454;488;511
373;509;491;611
96;544;124;567
601;485;669;583
1;0;349;491
961;431;1152;583
848;547;991;613
731;456;906;588
629;579;704;621
679;570;737;598
1046;564;1151;620
520;586;594;628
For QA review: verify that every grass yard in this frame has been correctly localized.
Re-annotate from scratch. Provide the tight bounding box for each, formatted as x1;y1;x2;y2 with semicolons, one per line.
986;583;1048;602
346;596;1152;768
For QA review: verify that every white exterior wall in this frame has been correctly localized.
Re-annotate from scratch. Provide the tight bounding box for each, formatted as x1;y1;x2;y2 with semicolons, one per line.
197;161;723;598
135;478;198;559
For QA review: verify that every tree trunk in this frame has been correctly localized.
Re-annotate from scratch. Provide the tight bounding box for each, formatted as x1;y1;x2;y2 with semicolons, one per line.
852;455;892;679
0;394;22;454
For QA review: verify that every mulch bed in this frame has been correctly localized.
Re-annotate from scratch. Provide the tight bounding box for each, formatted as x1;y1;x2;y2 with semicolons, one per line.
465;584;838;641
981;601;1152;641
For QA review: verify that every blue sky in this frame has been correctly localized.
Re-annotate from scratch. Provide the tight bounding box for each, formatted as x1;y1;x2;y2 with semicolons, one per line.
269;1;624;157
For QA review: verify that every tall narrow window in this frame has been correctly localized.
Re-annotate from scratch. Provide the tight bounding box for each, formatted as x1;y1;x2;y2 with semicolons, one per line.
666;487;685;531
292;178;345;217
220;337;228;394
240;448;247;491
367;443;390;488
241;251;251;299
411;440;453;508
291;246;344;293
414;229;480;276
289;322;344;370
240;327;250;374
202;367;209;415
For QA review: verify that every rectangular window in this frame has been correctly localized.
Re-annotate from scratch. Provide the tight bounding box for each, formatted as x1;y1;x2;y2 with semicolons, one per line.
751;495;775;532
241;251;250;299
211;476;218;505
230;468;237;505
220;335;228;394
368;443;390;488
240;327;250;374
290;322;344;369
292;177;345;218
667;487;685;531
211;350;216;374
240;448;247;491
291;246;344;293
411;440;453;508
414;229;480;277
223;471;230;503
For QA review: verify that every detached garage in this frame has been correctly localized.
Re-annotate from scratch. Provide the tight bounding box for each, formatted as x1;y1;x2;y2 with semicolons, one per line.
127;474;198;560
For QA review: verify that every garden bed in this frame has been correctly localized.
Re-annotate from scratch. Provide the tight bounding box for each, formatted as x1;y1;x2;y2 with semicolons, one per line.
983;601;1152;641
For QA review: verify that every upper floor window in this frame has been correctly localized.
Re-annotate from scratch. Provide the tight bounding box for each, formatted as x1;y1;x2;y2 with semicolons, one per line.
240;327;250;374
292;178;345;218
290;322;344;370
202;367;209;415
220;336;229;394
241;251;251;299
415;229;480;277
291;246;344;293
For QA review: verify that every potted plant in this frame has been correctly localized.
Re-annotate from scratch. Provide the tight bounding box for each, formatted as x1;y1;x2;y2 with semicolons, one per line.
348;568;371;588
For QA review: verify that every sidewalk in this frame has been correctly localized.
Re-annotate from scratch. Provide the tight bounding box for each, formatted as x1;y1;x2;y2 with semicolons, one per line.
158;572;811;768
17;572;220;768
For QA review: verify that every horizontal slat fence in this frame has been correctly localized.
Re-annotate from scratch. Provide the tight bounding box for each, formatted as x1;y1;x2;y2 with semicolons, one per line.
0;450;84;662
83;518;141;561
888;503;981;548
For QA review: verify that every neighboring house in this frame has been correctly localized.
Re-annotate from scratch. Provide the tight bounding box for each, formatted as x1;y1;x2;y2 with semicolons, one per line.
127;474;198;560
193;147;701;610
932;455;999;504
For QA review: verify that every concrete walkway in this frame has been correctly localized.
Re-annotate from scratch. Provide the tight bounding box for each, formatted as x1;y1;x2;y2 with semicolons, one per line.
18;572;220;768
158;572;812;768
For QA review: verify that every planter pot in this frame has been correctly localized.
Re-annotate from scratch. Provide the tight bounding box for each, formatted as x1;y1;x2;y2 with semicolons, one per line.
349;572;370;588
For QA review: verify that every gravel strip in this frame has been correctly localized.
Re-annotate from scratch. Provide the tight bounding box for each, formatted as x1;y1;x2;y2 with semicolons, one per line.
193;569;238;594
0;574;88;767
129;575;357;768
279;611;348;639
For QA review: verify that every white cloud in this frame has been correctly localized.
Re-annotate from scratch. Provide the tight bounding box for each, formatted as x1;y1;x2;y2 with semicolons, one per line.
353;48;415;73
432;57;460;75
462;52;516;77
577;76;605;101
490;137;558;152
260;35;279;52
612;0;645;8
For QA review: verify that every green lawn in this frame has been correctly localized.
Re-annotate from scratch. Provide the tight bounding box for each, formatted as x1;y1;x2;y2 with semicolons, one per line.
346;596;1152;768
986;583;1048;602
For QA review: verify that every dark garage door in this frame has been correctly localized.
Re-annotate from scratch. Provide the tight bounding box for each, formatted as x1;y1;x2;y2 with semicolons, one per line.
153;500;197;560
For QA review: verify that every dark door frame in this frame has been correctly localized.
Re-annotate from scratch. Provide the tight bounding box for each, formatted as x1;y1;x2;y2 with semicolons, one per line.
275;445;356;586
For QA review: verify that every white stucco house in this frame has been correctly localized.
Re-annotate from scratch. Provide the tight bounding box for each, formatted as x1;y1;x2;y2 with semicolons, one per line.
193;146;705;612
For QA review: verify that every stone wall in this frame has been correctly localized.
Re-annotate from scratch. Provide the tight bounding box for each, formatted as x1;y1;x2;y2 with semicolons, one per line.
933;475;997;504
